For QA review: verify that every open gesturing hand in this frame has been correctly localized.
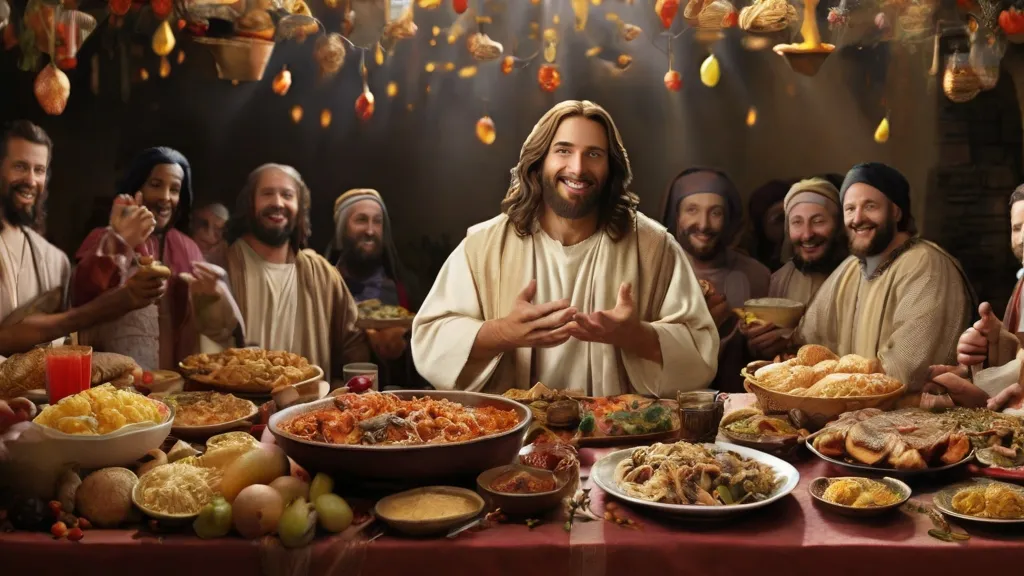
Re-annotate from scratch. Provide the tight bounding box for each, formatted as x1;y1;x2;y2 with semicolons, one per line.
493;280;577;349
565;282;638;347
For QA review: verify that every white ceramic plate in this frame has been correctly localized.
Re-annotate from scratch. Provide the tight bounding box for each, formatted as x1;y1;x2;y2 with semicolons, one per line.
806;439;974;477
933;478;1024;524
590;441;800;518
169;399;258;441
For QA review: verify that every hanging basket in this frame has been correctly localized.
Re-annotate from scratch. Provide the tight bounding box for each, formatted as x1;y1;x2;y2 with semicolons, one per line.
773;44;834;76
194;36;275;82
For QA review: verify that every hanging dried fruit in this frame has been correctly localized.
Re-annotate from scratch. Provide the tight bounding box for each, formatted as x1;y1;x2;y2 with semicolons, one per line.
1000;8;1024;35
654;0;679;29
321;109;332;127
383;8;417;42
355;88;375;121
386;81;398;97
746;107;757;126
467;33;503;61
159;56;170;77
664;69;682;91
501;55;514;74
622;23;642;41
616;54;632;69
108;0;130;17
537;64;561;92
943;54;980;103
476;116;496;144
543;28;557;62
140;68;150;81
375;43;384;65
151;0;173;20
272;67;292;95
34;64;70;115
315;33;346;78
585;46;602;57
572;0;589;30
177;50;185;64
699;54;720;87
453;0;468;14
458;65;478;77
873;117;889;143
291;105;303;123
152;20;175;56
417;0;441;8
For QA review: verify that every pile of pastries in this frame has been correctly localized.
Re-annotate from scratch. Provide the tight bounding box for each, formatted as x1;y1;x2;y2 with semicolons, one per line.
750;345;903;398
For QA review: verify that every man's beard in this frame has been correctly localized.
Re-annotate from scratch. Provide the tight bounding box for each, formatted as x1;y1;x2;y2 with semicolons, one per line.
1013;241;1022;264
0;179;37;227
848;217;896;258
541;173;602;220
677;226;723;262
251;207;295;247
341;232;383;275
792;232;847;274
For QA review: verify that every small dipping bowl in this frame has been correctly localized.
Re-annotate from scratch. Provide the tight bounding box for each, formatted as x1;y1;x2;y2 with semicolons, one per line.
476;464;572;517
809;476;911;518
375;486;484;537
677;390;724;443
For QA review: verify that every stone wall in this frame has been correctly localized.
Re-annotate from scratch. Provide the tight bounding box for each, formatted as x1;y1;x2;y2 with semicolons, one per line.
930;65;1023;315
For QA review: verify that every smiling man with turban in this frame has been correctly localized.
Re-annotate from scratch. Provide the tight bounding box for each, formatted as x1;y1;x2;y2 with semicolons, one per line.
792;162;975;394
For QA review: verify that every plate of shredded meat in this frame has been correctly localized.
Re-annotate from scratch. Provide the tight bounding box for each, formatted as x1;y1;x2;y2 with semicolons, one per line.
590;441;799;518
269;390;532;482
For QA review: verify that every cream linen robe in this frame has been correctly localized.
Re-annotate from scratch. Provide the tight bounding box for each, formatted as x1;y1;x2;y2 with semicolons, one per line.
411;213;719;397
798;238;973;392
0;226;70;323
768;260;829;305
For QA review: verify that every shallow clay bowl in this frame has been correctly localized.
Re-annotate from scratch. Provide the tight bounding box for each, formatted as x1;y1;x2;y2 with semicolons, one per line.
375;486;484;536
809;476;911;517
476;464;573;517
743;298;806;329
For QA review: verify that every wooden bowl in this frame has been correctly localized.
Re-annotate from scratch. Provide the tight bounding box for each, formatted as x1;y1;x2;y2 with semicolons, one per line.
741;370;905;430
374;486;484;536
809;476;911;517
476;464;572;517
743;298;806;329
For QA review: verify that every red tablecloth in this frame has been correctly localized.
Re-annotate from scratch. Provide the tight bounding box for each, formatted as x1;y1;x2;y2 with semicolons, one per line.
4;449;1023;576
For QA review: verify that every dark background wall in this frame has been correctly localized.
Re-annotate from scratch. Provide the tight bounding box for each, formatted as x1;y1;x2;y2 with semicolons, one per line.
3;1;1020;309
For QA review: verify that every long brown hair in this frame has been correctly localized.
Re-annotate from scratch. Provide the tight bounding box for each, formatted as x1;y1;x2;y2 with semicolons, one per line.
1;120;53;234
226;163;312;252
500;100;638;241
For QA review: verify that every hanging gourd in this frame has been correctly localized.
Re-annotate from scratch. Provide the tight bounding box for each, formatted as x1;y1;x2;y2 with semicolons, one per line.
873;117;889;143
700;54;720;87
272;67;291;95
476;116;496;144
34;64;70;115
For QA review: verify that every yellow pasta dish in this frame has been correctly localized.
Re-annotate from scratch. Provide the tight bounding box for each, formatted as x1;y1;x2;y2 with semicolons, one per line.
33;384;166;435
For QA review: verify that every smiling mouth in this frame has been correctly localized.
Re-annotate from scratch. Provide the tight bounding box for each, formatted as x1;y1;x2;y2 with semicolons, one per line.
690;232;715;243
264;213;287;225
15;189;35;203
559;176;592;195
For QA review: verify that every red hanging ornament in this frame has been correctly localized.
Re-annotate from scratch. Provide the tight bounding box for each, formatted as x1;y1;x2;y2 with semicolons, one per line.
151;0;173;20
108;0;131;17
453;0;468;14
655;0;679;29
537;64;561;92
664;69;682;92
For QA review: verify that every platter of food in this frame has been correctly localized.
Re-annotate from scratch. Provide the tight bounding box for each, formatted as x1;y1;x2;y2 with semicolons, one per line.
161;391;258;440
503;383;680;447
179;348;322;395
356;298;415;330
741;345;906;429
933;479;1024;524
269;390;531;481
590;441;799;519
718;407;808;460
805;408;975;476
808;476;911;517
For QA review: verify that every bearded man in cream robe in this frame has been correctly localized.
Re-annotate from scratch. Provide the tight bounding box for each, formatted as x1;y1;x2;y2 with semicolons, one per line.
411;100;719;397
188;164;401;384
793;162;974;393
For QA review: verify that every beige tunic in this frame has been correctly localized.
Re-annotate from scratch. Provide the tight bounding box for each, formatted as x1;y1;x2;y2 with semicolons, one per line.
411;213;719;398
769;261;829;305
798;238;973;392
0;226;69;324
239;241;298;353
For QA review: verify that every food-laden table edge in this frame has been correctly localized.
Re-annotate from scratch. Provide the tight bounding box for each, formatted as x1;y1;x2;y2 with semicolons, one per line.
4;447;1024;576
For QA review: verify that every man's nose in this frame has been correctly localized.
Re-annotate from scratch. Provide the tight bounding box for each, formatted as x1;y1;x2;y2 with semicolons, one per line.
567;153;584;175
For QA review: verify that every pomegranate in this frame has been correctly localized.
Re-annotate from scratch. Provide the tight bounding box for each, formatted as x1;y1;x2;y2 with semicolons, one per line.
346;376;373;393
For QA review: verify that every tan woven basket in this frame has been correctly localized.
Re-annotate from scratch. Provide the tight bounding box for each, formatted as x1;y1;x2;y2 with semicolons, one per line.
740;368;905;429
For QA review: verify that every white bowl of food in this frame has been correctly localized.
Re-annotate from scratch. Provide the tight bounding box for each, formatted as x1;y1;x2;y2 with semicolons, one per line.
1;386;173;498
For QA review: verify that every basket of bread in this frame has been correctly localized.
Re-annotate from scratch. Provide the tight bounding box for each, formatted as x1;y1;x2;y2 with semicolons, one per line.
740;344;906;429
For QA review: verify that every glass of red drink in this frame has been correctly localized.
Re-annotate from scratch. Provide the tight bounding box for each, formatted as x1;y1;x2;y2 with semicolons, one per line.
45;346;93;404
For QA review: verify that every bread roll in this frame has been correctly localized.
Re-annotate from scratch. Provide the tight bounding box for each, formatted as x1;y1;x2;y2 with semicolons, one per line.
796;344;839;366
835;354;883;374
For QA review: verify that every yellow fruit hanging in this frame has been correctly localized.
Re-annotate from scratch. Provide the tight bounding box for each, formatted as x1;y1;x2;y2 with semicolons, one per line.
571;0;589;30
476;116;496;145
375;43;384;65
874;117;890;143
272;68;292;96
159;56;171;78
386;82;398;97
291;105;303;123
746;107;757;126
152;20;175;57
320;109;332;128
700;54;720;87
